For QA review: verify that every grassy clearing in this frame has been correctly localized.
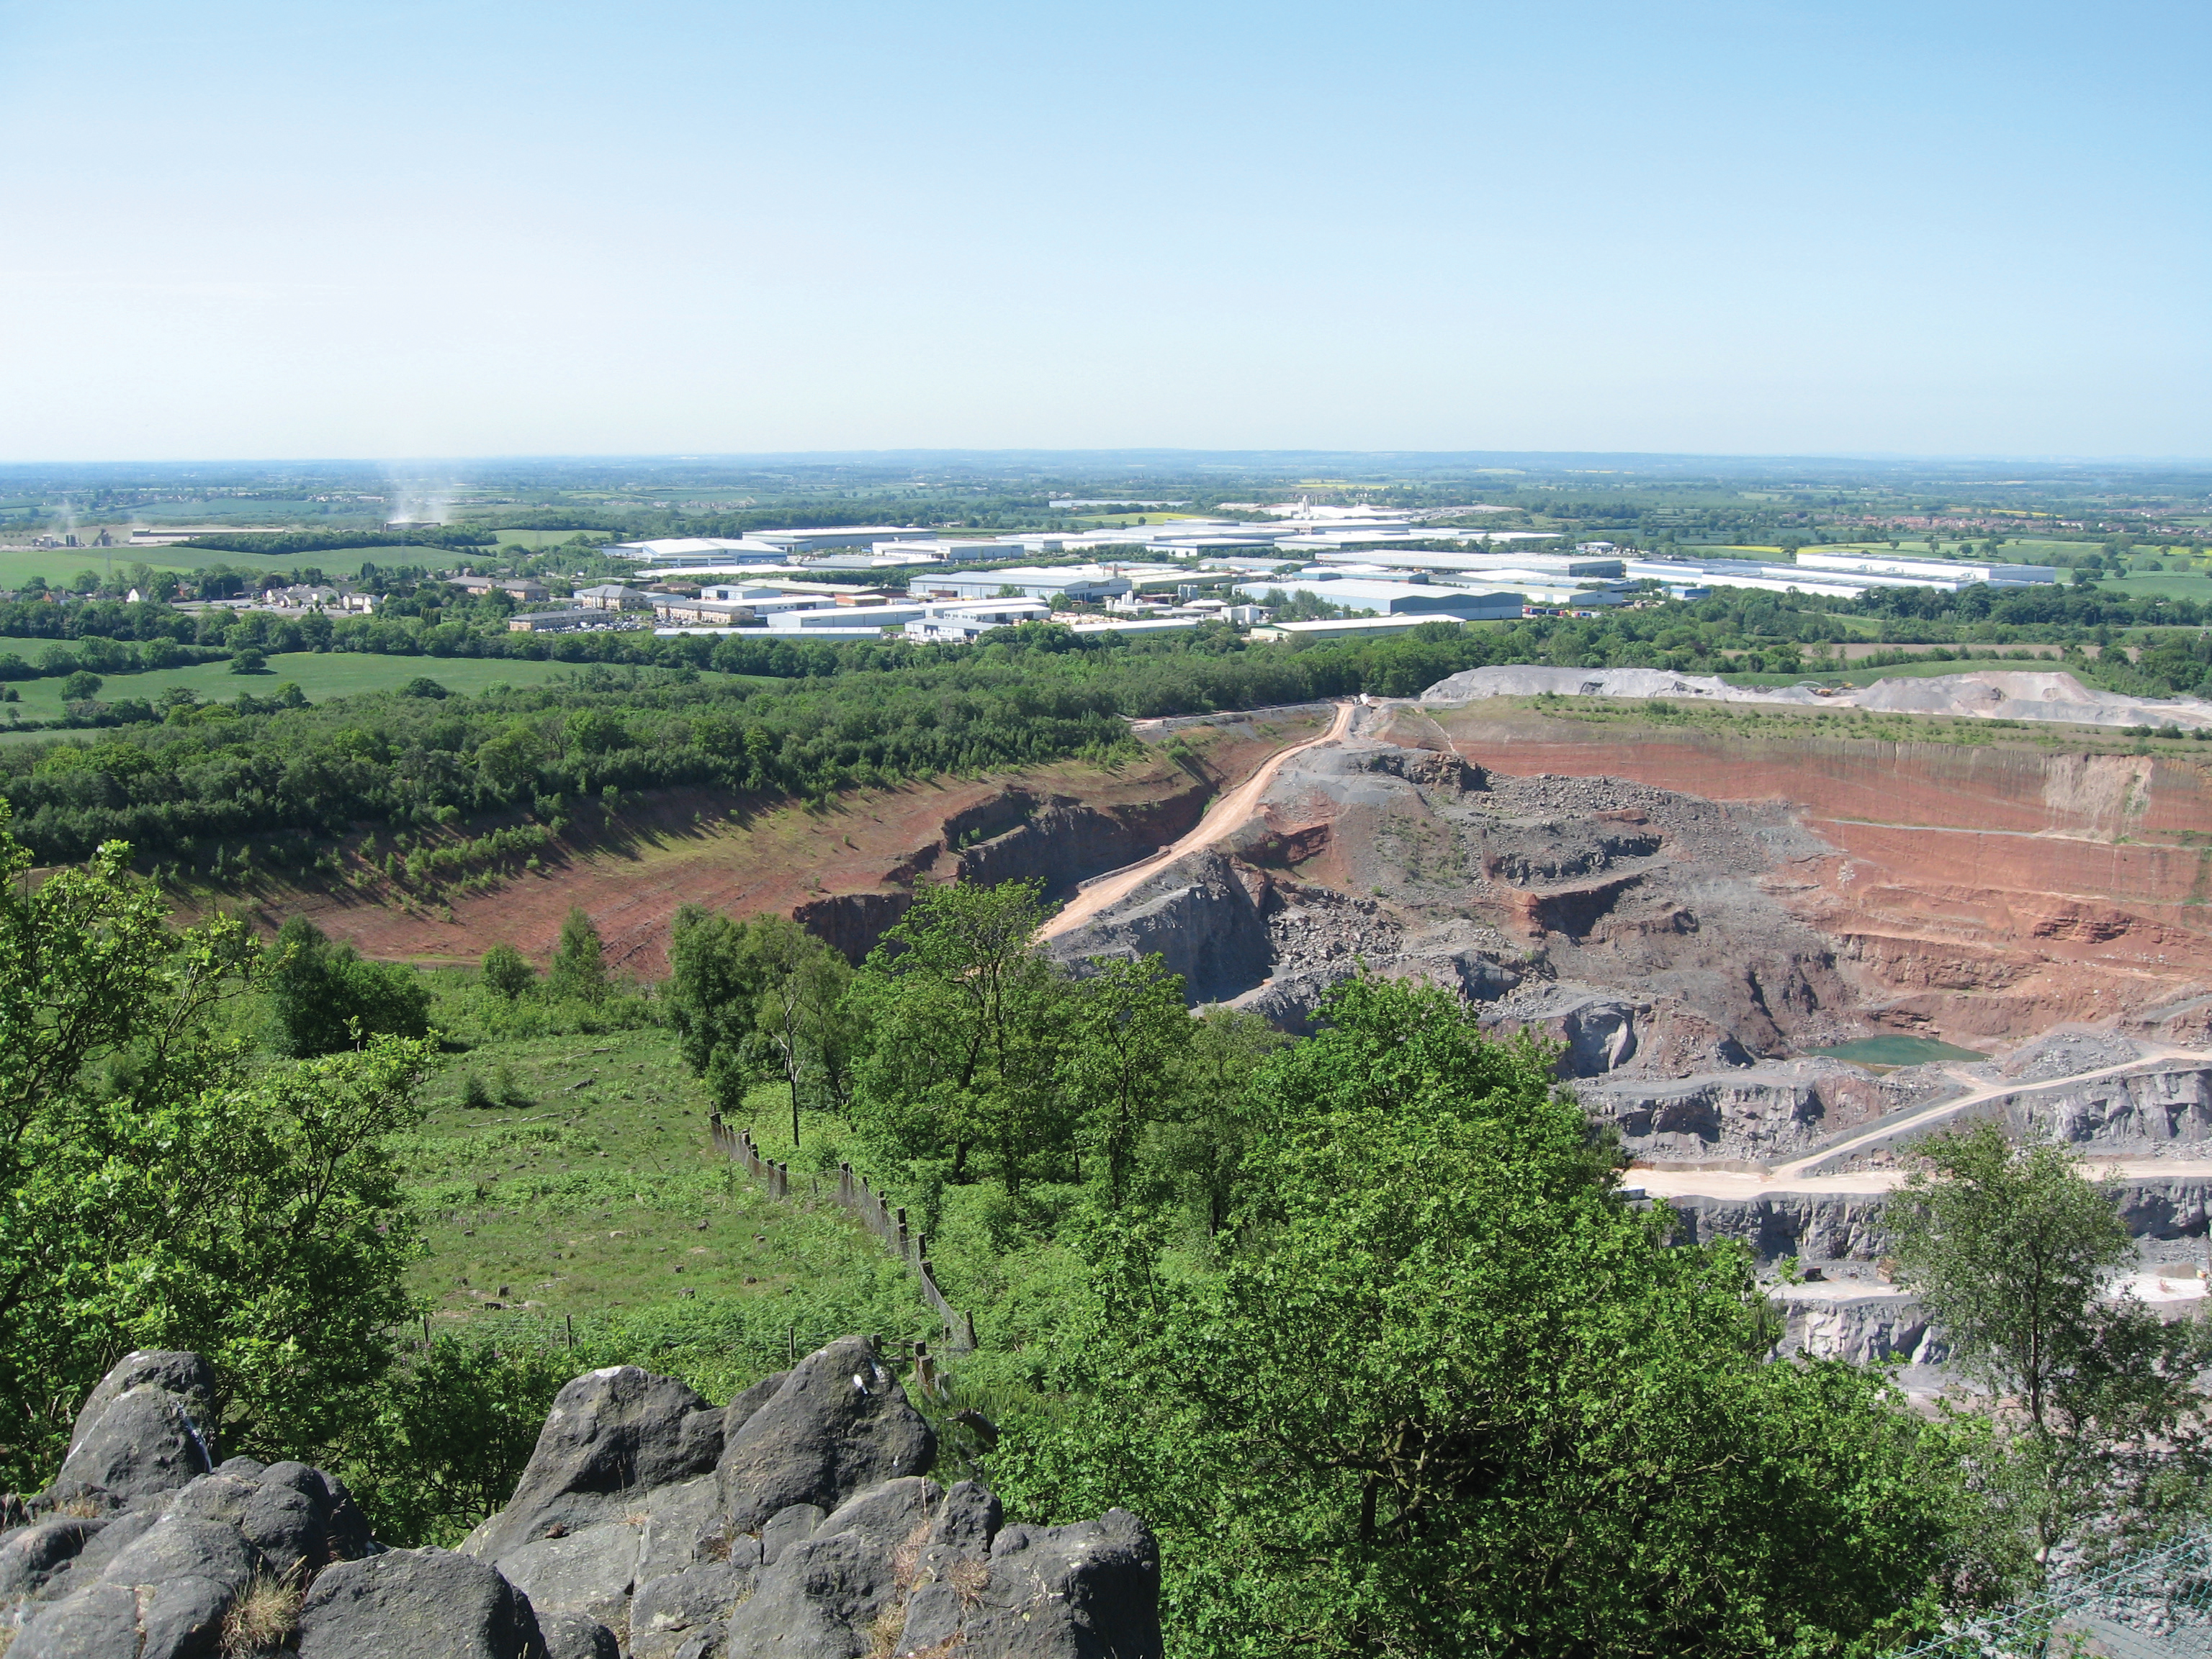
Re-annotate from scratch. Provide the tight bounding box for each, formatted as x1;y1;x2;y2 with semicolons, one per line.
395;991;934;1403
0;544;460;588
0;654;583;720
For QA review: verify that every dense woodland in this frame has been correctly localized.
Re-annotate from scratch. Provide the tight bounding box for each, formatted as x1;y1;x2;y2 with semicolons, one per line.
4;573;2211;871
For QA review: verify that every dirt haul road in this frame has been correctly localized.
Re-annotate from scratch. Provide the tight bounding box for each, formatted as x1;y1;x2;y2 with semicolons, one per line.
1629;1043;2212;1203
1037;699;1357;943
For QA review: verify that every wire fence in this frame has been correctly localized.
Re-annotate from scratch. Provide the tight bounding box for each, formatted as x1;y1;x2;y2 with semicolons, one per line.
1890;1529;2212;1659
709;1114;977;1353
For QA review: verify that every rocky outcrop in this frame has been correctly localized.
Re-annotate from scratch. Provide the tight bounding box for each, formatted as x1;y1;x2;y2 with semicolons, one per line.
2;1342;1161;1659
1581;1058;1904;1163
1046;849;1274;1003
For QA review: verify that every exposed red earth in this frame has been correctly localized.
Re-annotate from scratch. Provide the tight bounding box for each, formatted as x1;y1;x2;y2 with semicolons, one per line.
1413;703;2212;1046
180;705;1336;977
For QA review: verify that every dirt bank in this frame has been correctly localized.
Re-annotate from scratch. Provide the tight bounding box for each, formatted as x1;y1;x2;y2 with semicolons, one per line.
1416;703;2212;1044
186;705;1336;976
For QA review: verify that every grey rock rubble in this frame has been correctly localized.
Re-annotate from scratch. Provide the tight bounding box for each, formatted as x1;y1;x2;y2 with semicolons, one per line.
1;1341;1161;1659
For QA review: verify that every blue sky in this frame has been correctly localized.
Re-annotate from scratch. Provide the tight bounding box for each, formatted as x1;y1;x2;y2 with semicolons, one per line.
1;0;2203;459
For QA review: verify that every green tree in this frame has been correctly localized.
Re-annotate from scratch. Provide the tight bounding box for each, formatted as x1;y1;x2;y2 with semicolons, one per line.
230;647;266;674
992;977;1975;1656
0;801;433;1493
850;879;1071;1192
667;905;772;1113
59;670;102;701
747;916;859;1149
1154;1006;1287;1234
480;941;536;999
1889;1124;2212;1568
1062;953;1192;1208
547;906;607;1002
265;914;432;1057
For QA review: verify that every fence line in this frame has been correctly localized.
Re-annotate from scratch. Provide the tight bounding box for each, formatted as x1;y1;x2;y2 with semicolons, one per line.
1887;1527;2212;1658
709;1115;978;1353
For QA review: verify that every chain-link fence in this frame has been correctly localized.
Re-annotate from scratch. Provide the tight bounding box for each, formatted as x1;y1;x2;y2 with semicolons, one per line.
1892;1530;2212;1659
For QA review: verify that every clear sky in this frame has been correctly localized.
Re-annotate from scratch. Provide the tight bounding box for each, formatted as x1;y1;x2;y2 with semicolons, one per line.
1;0;2204;461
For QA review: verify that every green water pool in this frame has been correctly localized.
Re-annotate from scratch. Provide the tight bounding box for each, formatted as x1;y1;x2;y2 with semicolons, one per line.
1807;1036;1987;1067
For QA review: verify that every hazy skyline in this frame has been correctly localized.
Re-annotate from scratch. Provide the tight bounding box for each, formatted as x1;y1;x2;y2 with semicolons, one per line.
3;0;2205;462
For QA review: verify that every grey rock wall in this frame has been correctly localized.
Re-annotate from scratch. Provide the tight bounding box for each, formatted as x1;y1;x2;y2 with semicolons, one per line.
1;1341;1161;1659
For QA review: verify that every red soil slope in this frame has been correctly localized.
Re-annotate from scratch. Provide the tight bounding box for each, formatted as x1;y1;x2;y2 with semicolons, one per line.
1420;704;2212;1044
194;707;1333;979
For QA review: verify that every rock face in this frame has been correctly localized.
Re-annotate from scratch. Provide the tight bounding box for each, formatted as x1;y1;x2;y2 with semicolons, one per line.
1;1342;1161;1659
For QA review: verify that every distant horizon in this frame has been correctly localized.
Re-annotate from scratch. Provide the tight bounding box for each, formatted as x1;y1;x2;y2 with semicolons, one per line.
4;448;2212;475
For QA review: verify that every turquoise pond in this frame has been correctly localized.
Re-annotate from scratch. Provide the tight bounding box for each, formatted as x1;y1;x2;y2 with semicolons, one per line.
1806;1036;1987;1067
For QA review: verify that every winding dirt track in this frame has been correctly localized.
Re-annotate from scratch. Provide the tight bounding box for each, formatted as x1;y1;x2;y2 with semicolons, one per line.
1036;701;1357;943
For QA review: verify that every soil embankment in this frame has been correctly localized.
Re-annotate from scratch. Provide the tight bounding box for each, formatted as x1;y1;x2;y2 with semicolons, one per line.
193;704;1336;977
1417;702;2212;1045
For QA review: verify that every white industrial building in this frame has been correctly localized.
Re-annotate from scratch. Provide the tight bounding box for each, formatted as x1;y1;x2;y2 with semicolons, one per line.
766;603;929;633
1793;552;2061;586
1233;578;1524;621
915;565;1134;604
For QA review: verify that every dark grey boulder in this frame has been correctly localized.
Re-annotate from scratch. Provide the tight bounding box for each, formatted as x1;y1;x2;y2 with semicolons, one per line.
12;1580;147;1659
716;1339;935;1534
295;1547;543;1659
725;1529;903;1659
629;1562;752;1659
464;1367;725;1560
68;1353;217;1463
902;1509;1163;1659
495;1518;641;1629
12;1515;261;1659
48;1388;214;1510
538;1609;622;1659
724;1372;787;1437
726;1479;940;1659
636;1475;723;1584
0;1518;107;1603
156;1462;372;1583
758;1503;825;1566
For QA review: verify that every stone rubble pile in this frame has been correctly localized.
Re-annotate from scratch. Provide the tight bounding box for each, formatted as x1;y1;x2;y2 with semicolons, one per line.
0;1338;1161;1659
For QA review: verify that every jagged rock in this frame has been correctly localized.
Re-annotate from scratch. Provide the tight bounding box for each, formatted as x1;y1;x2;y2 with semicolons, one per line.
163;1461;373;1580
1045;850;1273;1004
0;1519;107;1604
726;1479;943;1659
296;1547;544;1659
5;1341;1162;1659
539;1609;623;1659
464;1366;725;1560
631;1560;752;1659
716;1338;935;1535
636;1475;723;1583
68;1354;216;1463
896;1508;1163;1659
48;1385;215;1510
495;1518;641;1629
14;1515;259;1659
760;1503;826;1565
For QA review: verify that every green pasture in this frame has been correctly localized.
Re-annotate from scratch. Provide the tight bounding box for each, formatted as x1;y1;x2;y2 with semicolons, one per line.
0;541;462;589
4;652;570;721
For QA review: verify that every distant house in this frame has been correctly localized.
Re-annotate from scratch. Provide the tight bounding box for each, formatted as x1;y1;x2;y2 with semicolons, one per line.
573;583;652;611
449;574;551;601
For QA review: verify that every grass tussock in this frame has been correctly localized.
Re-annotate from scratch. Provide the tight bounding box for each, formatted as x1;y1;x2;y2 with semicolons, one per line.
220;1573;302;1658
